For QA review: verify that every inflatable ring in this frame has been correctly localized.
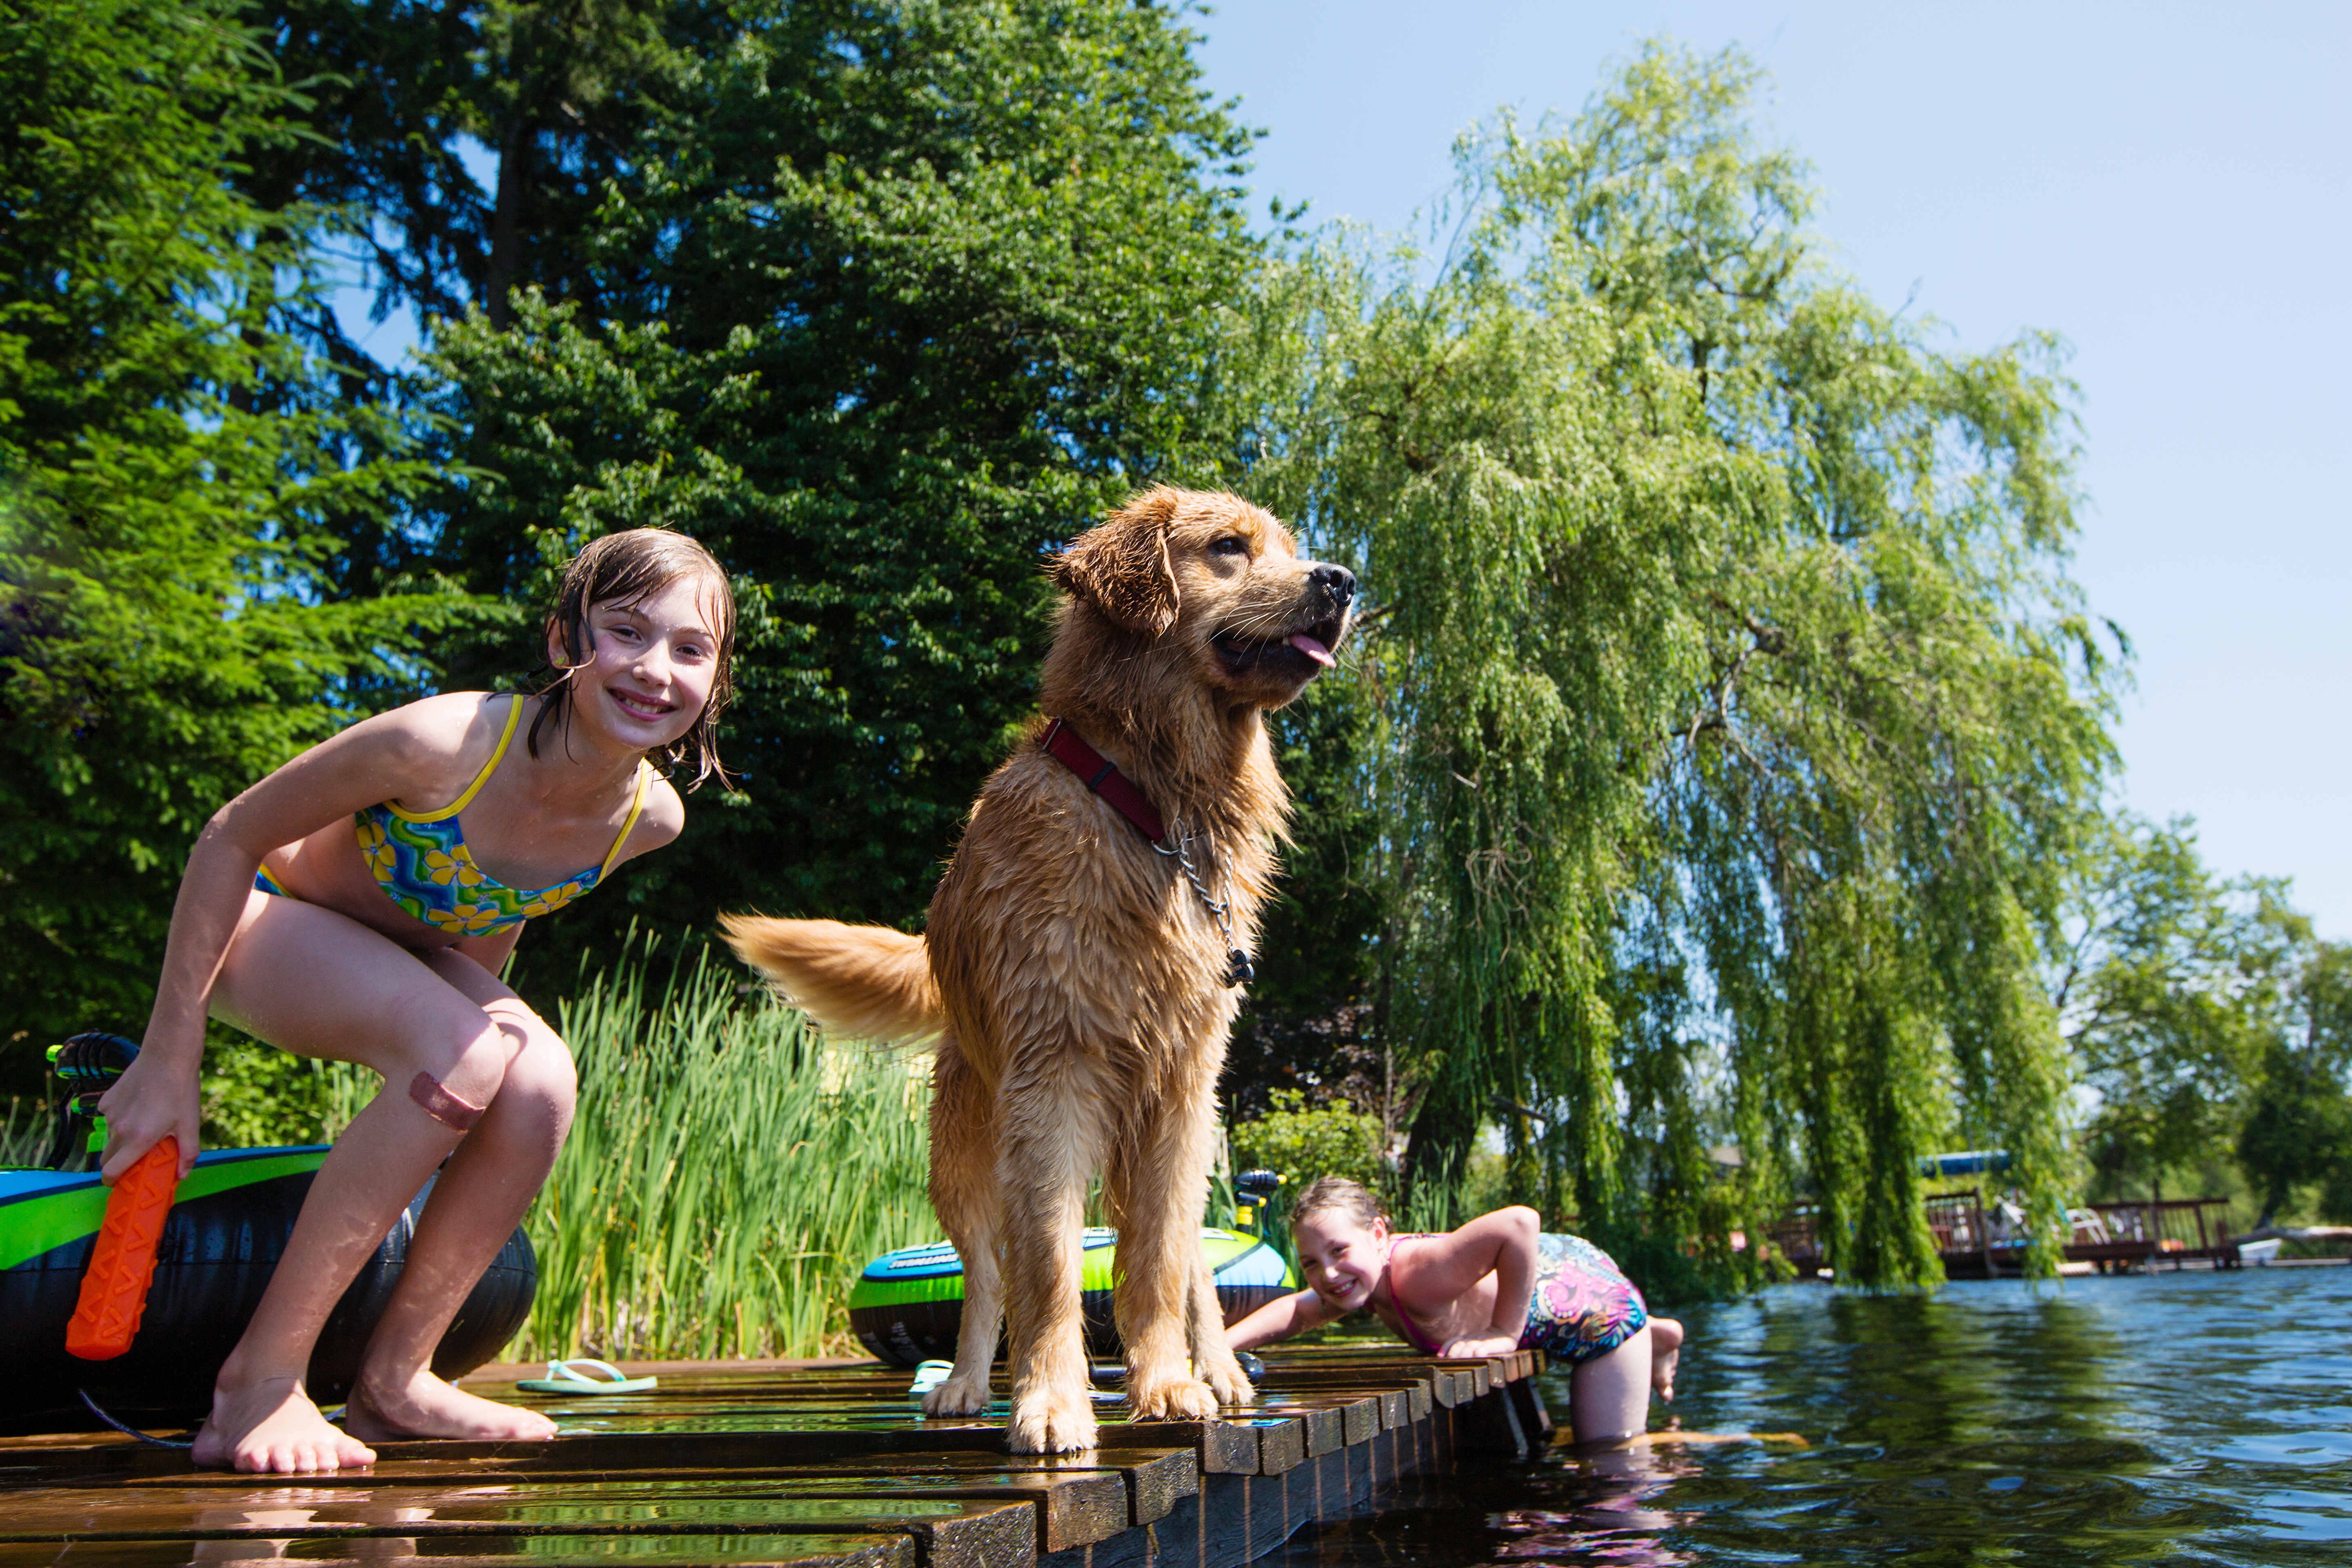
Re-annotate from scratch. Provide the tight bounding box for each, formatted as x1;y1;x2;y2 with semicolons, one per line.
850;1226;1296;1368
2;1147;536;1434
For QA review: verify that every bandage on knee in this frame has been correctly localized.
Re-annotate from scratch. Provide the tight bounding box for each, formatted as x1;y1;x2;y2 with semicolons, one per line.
408;1071;485;1131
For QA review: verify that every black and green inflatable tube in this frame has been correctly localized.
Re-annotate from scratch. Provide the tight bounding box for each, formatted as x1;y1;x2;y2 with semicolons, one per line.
850;1226;1296;1368
0;1147;535;1434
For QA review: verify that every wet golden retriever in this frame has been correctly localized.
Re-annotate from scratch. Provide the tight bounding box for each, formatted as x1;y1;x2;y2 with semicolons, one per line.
722;486;1354;1452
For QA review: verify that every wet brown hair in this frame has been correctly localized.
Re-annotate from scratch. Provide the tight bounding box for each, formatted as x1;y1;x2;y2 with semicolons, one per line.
1290;1176;1389;1235
530;528;737;790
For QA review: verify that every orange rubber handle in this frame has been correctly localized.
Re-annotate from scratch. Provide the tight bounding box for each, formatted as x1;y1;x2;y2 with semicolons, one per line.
65;1136;180;1361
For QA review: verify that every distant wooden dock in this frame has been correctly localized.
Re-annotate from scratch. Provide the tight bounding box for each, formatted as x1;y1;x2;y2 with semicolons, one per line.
0;1345;1552;1567
1768;1190;2247;1278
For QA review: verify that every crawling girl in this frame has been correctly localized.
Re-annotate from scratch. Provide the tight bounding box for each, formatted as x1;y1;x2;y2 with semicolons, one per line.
1225;1176;1685;1444
96;529;735;1474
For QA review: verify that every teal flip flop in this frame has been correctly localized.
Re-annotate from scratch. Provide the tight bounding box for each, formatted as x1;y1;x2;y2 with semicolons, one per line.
516;1358;660;1395
907;1359;957;1402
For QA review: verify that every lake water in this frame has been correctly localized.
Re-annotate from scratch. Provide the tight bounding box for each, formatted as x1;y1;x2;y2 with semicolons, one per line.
1274;1266;2352;1566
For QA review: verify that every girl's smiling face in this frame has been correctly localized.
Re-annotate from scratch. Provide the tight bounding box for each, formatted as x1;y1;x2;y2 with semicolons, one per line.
556;573;723;753
1293;1209;1392;1312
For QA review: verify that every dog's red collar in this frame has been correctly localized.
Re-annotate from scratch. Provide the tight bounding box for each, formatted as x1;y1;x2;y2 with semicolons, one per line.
1040;717;1166;844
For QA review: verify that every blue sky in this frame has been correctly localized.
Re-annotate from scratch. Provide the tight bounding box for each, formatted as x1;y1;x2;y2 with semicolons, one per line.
1193;1;2352;933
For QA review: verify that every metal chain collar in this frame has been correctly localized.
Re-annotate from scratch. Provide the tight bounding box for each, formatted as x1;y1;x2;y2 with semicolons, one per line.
1153;818;1255;987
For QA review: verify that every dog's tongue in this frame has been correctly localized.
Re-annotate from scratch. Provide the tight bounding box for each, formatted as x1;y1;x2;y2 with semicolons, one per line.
1287;633;1336;668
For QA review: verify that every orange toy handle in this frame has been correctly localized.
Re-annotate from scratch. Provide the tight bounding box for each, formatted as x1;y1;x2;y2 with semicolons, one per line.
65;1136;180;1361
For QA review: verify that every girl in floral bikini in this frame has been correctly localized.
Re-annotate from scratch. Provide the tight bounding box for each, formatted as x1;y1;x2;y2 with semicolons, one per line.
1226;1176;1685;1443
96;530;735;1475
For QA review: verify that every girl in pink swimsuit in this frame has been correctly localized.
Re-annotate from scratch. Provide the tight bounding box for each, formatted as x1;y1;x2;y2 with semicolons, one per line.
1225;1176;1686;1444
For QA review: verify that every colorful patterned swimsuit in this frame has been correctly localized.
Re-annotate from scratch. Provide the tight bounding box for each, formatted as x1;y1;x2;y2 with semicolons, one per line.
253;695;651;937
1393;1231;1649;1366
1517;1232;1648;1363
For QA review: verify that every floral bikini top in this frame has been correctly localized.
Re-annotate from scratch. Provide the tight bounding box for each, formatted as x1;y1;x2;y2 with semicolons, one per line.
354;696;653;938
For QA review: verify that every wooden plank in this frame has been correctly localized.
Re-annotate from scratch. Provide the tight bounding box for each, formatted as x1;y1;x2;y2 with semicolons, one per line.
1261;1345;1514;1390
0;1531;916;1568
1065;1448;1198;1521
1261;1355;1473;1407
0;1481;1070;1560
1228;1417;1304;1477
1335;1396;1379;1447
1209;1373;1428;1429
1022;1443;1294;1568
5;1350;1472;1568
0;1487;1036;1568
1246;1403;1341;1457
10;1430;1245;1505
1251;1382;1411;1439
1506;1375;1553;1442
1454;1384;1528;1458
1246;1393;1378;1448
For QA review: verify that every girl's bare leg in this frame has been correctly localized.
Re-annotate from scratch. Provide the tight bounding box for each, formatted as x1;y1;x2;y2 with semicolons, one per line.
346;950;575;1442
1568;1323;1654;1445
1648;1316;1684;1403
190;895;531;1473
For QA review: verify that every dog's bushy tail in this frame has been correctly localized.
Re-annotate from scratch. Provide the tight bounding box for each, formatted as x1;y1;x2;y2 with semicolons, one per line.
719;914;945;1046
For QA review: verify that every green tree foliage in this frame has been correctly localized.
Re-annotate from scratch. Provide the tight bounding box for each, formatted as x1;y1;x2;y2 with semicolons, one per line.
2234;944;2352;1227
0;0;469;1071
2056;817;2301;1194
412;0;1261;985
1219;46;2116;1285
1223;670;1391;1123
1231;1091;1389;1201
2055;816;2352;1224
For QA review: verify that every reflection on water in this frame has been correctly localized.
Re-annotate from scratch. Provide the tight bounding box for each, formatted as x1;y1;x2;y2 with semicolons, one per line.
1272;1266;2352;1566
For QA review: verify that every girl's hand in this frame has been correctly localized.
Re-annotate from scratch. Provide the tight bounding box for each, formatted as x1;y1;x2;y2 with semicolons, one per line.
1439;1334;1521;1359
95;1047;203;1183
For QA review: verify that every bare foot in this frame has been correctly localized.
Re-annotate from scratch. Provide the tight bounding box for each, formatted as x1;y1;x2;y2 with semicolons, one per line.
345;1367;558;1443
192;1373;377;1474
1649;1316;1684;1403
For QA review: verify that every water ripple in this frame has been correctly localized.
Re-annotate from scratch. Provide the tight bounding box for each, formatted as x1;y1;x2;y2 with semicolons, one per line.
1266;1265;2352;1566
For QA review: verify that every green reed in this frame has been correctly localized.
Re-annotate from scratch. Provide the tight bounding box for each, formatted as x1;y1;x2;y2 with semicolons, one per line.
519;941;935;1361
1;1096;50;1166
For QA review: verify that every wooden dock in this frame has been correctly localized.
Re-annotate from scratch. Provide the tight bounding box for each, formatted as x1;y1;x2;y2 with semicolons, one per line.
1768;1190;2245;1278
0;1345;1552;1567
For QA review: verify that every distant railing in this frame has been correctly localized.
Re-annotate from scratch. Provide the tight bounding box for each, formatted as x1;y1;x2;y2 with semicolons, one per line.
1765;1190;2240;1279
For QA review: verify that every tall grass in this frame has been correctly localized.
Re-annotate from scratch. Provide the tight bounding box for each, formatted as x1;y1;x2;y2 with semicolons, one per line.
519;941;935;1361
2;1096;51;1165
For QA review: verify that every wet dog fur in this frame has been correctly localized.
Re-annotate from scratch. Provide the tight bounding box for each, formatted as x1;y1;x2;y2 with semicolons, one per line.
723;486;1354;1453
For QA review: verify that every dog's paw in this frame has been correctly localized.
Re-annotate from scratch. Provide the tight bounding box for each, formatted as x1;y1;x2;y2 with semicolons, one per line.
1126;1370;1222;1422
1195;1353;1257;1408
1008;1385;1098;1454
922;1372;993;1417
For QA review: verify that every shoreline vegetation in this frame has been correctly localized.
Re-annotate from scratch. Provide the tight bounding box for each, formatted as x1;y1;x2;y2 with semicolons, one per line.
521;940;935;1360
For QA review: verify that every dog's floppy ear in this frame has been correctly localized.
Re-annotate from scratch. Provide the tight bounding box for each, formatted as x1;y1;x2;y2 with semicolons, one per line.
1052;488;1180;636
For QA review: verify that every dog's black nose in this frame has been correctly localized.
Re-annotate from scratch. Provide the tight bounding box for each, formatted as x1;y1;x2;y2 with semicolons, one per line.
1310;563;1356;608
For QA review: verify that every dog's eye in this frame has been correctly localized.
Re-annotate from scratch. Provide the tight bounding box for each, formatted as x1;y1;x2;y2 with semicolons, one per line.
1209;536;1250;557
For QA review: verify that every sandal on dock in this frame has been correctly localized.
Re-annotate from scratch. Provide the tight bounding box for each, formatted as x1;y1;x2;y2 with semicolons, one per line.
517;1358;660;1395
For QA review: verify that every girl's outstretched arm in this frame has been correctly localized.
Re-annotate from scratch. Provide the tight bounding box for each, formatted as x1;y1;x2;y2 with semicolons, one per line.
1225;1287;1343;1351
1393;1205;1540;1358
98;697;499;1184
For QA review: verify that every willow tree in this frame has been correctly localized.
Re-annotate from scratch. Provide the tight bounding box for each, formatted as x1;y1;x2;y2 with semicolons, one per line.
1225;46;2114;1285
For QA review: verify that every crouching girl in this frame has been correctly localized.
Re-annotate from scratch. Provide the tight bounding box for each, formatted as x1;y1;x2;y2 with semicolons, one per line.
96;529;735;1473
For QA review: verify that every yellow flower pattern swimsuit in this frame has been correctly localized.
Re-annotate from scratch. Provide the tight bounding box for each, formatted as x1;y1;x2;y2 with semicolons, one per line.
253;696;652;937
